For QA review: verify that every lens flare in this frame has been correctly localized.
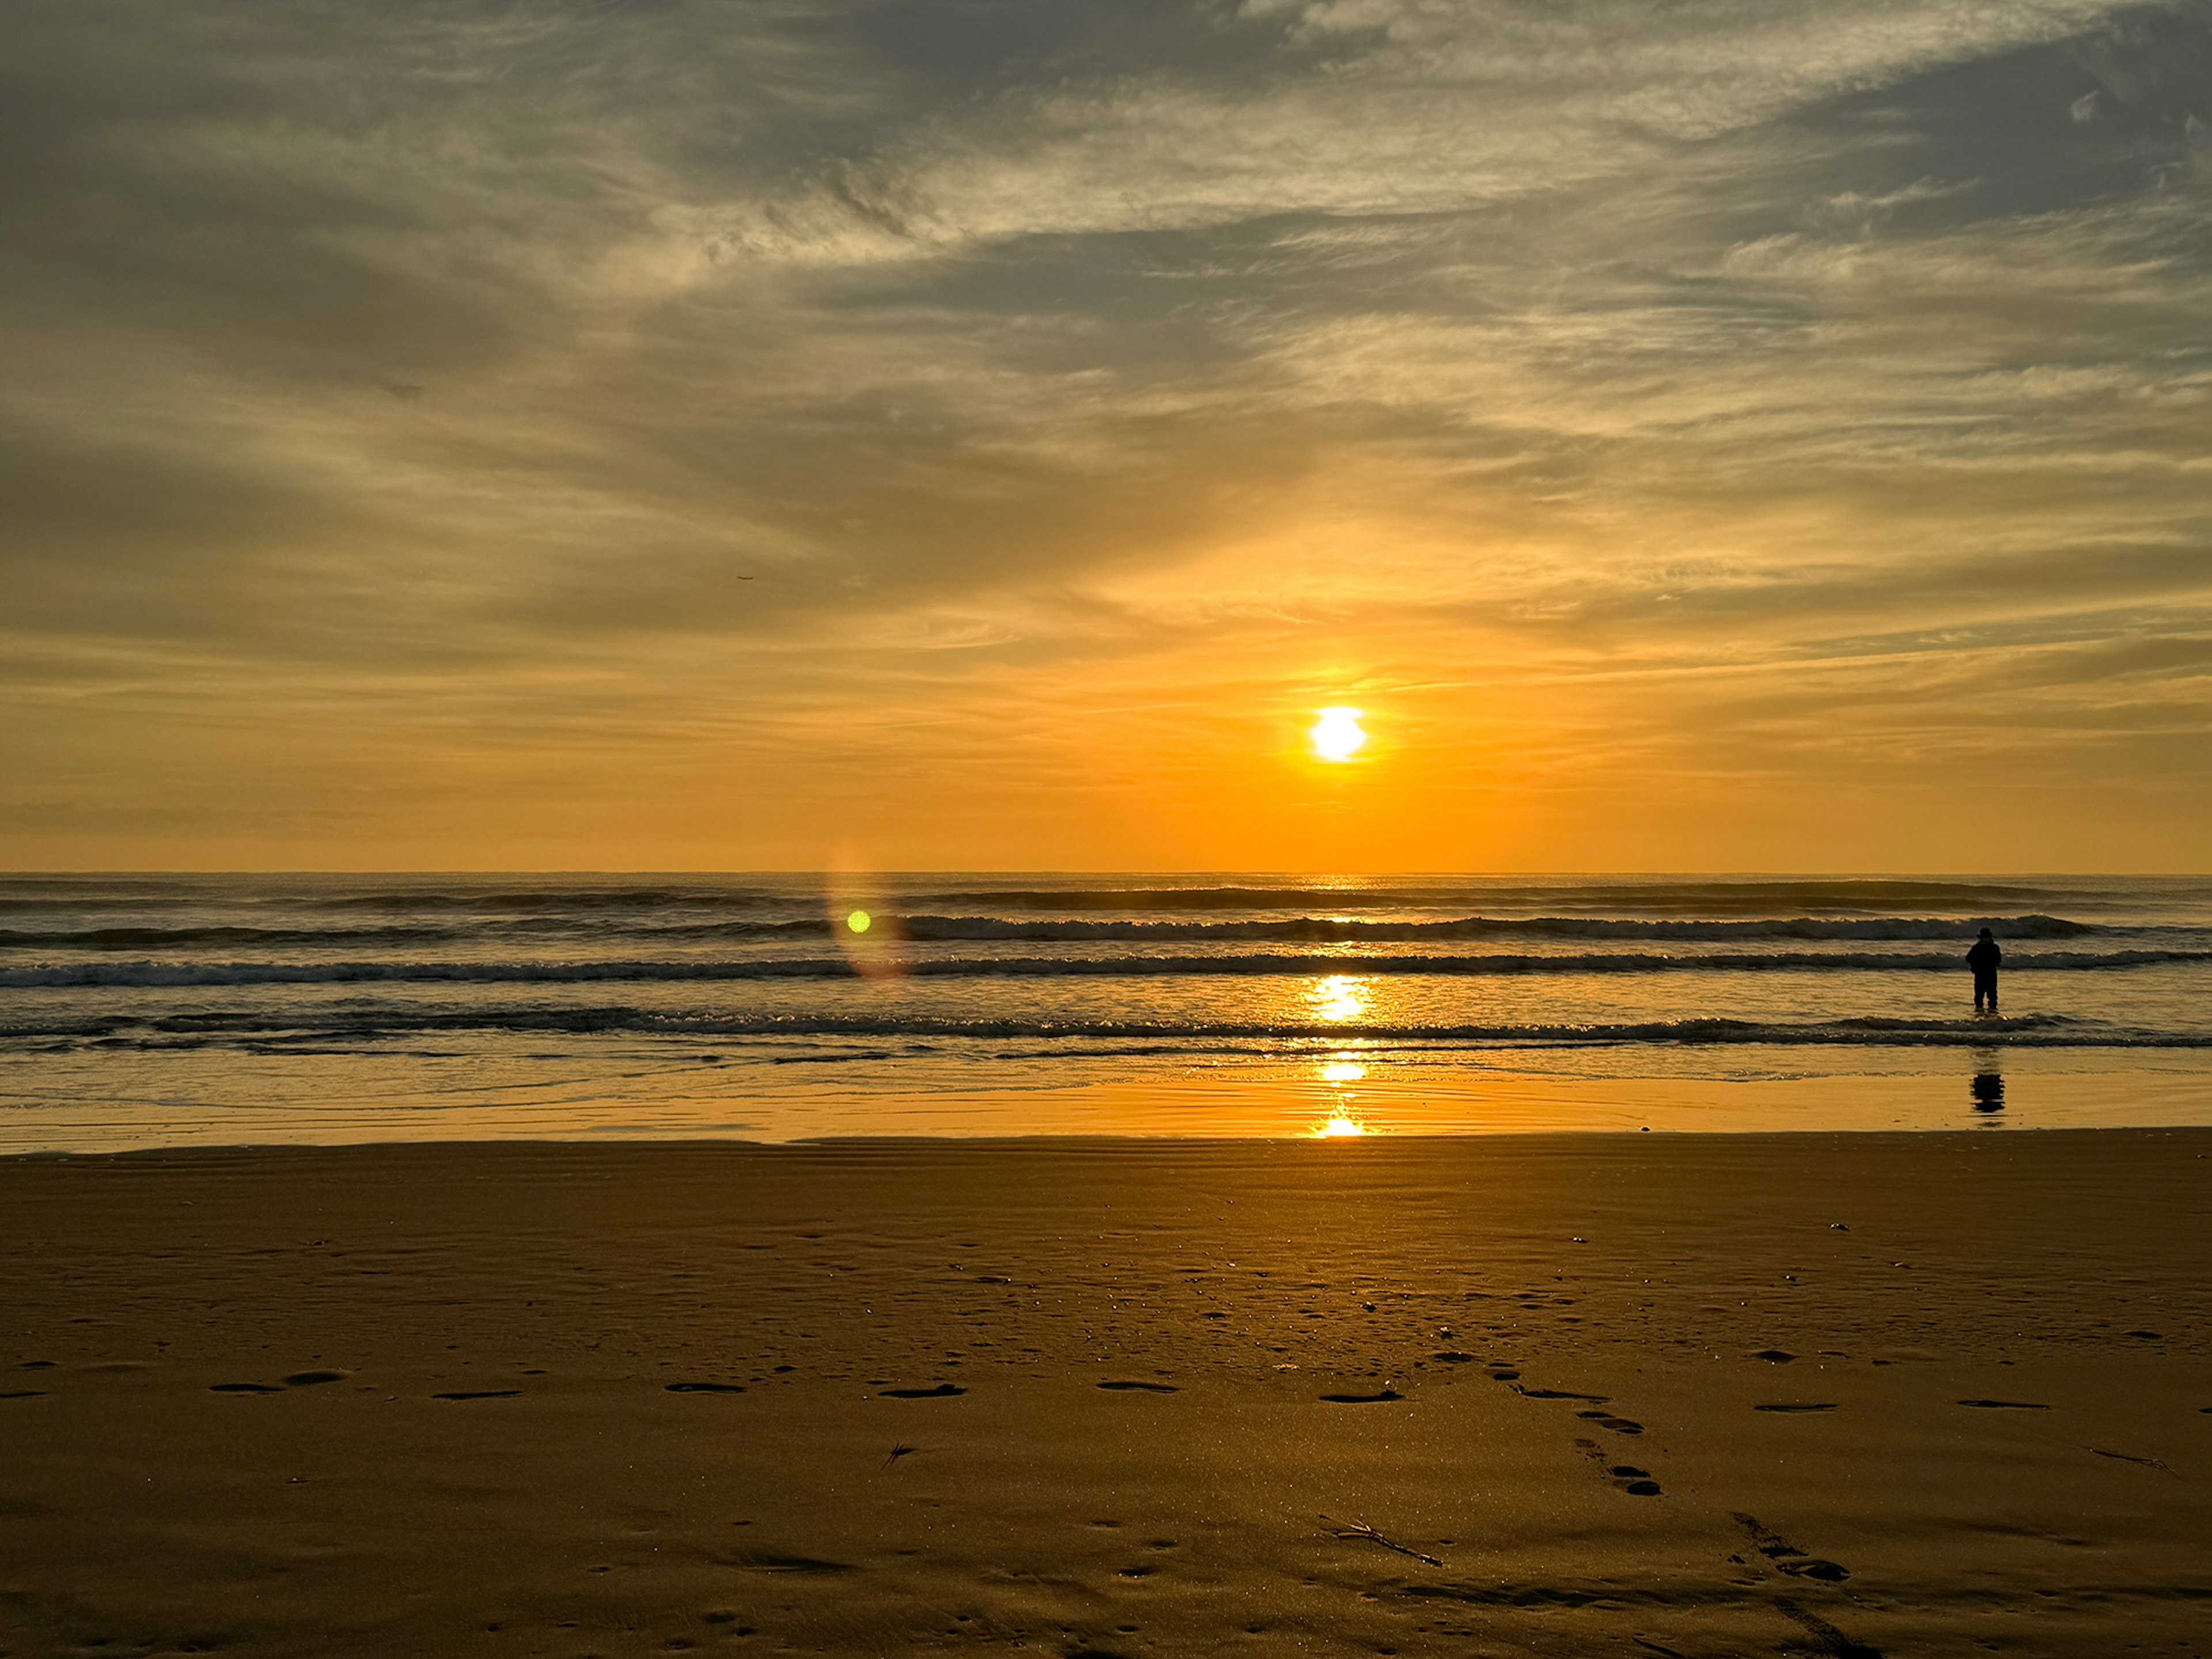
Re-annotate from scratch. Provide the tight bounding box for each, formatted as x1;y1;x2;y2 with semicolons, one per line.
1310;706;1366;762
825;857;907;978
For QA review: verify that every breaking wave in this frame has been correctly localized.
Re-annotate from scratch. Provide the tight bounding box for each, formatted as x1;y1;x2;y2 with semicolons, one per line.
7;1008;2204;1050
5;946;2206;988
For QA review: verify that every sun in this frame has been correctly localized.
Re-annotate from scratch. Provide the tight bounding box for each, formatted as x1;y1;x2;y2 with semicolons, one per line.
1309;706;1366;762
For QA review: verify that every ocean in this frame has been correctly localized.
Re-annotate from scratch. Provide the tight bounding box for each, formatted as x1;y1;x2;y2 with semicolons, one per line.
4;873;2210;1150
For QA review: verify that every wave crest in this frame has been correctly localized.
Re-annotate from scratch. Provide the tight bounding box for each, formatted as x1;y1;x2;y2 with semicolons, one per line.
5;946;2205;989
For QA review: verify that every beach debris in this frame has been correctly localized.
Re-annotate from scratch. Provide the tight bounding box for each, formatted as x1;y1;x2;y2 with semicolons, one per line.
1830;1222;1850;1230
1320;1516;1443;1568
880;1442;917;1471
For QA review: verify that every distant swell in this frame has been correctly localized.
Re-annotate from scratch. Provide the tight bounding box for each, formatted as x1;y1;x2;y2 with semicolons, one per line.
899;912;2094;943
929;880;2070;912
0;912;2097;949
5;948;2206;988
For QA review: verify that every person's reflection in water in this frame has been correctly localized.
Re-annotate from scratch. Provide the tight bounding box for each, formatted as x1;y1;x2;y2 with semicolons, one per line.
1969;1060;2006;1114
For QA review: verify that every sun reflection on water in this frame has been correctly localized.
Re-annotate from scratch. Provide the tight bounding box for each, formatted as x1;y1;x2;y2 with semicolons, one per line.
1310;975;1369;1023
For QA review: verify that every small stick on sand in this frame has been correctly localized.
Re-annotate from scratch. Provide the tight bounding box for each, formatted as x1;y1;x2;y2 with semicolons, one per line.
1320;1516;1443;1567
880;1443;918;1471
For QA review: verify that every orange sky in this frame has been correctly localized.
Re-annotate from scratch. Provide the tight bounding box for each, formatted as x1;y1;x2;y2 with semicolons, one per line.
5;1;2210;870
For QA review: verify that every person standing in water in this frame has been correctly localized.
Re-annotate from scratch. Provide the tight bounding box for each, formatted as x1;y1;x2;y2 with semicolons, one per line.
1967;926;2002;1013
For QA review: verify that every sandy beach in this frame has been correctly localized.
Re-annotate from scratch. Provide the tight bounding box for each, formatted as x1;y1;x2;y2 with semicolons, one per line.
4;1130;2208;1657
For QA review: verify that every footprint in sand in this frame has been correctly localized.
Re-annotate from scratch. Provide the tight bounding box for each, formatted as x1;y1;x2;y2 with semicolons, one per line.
1755;1403;1840;1413
2089;1447;2173;1471
666;1382;748;1393
209;1382;283;1393
1319;1388;1404;1403
433;1389;522;1400
1574;1437;1661;1496
1517;1386;1609;1402
1752;1350;1796;1363
1957;1399;2050;1410
1;1391;46;1400
1732;1512;1850;1583
1574;1408;1643;1435
1097;1381;1179;1393
283;1370;349;1387
736;1553;854;1575
880;1383;965;1398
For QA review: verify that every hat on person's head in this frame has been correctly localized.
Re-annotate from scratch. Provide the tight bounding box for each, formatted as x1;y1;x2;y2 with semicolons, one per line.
1978;926;1994;938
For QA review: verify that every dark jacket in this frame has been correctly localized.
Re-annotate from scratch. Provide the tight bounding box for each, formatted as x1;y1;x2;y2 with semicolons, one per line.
1966;938;2002;975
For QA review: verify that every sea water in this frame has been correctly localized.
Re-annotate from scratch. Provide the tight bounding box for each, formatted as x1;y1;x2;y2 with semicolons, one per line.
3;873;2210;1149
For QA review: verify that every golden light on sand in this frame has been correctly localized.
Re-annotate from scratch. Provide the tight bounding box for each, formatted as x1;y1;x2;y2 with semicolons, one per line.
846;910;872;933
1309;706;1366;763
1310;975;1368;1023
1320;1060;1368;1084
1316;1113;1368;1138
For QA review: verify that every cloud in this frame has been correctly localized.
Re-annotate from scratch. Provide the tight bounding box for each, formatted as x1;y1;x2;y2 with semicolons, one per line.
3;0;2211;864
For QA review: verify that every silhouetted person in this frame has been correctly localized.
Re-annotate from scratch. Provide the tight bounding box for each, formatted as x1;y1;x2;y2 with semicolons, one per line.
1966;926;2002;1013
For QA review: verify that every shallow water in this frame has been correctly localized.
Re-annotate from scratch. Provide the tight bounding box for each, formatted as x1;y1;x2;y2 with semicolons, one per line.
5;872;2209;1149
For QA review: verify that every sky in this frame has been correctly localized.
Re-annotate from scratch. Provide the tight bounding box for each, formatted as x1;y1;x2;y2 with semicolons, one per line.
5;0;2211;872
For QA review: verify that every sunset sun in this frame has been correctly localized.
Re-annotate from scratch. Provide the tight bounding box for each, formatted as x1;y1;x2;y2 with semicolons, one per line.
1310;707;1366;763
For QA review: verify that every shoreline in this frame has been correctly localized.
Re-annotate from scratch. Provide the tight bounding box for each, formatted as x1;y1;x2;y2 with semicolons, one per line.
8;1056;2211;1154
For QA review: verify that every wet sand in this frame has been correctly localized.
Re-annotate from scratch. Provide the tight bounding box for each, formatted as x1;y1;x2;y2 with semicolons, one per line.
3;1131;2209;1657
